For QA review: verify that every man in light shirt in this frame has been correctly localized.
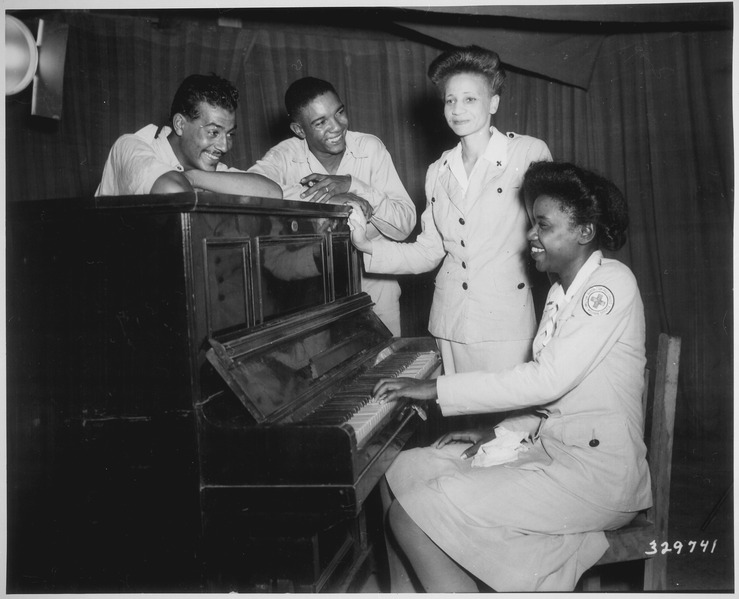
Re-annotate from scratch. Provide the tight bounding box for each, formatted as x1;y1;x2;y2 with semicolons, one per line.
96;73;280;198
248;77;416;335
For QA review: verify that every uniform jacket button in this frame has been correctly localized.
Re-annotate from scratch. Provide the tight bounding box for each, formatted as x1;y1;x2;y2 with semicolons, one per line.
462;282;468;290
517;282;524;289
589;439;600;447
459;217;465;225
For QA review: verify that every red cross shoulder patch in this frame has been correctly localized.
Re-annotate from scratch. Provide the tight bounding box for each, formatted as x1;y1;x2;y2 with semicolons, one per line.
582;285;615;316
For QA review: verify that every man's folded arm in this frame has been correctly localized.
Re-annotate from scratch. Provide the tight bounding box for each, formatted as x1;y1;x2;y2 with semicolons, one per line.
183;170;283;198
150;171;193;194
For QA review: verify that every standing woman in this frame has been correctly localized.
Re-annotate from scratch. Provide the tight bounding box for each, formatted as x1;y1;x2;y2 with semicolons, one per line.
350;45;552;374
371;161;651;592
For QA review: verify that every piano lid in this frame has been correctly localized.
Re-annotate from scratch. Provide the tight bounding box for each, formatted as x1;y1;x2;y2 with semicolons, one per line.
206;294;392;424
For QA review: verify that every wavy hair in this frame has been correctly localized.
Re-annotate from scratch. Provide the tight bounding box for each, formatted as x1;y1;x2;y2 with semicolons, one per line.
169;73;238;122
428;45;506;96
523;161;629;251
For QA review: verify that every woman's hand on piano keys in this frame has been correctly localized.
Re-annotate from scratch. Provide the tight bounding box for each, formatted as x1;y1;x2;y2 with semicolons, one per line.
372;377;438;403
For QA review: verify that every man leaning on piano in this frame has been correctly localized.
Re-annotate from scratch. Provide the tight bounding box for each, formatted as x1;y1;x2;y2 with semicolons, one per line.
95;73;281;199
247;76;416;336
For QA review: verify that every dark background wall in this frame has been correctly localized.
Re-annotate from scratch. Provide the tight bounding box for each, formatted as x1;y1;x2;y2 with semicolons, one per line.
5;5;732;479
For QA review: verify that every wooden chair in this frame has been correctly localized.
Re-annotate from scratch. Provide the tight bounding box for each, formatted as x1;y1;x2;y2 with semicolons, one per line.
581;333;682;592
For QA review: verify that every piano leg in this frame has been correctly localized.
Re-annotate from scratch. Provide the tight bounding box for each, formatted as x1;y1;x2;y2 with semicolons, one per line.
379;477;418;592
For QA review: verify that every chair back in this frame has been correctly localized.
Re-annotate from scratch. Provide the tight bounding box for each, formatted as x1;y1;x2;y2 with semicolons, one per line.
644;334;682;550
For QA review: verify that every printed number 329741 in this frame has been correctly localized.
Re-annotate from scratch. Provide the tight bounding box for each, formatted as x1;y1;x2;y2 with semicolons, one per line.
645;539;717;555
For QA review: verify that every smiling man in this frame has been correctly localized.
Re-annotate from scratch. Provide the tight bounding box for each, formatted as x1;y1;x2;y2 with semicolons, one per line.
96;74;280;198
248;77;416;335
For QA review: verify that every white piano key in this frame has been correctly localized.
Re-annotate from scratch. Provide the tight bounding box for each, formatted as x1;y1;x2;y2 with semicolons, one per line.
349;351;438;446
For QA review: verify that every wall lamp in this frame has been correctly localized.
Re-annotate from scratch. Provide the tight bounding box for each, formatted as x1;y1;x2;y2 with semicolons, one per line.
5;14;68;120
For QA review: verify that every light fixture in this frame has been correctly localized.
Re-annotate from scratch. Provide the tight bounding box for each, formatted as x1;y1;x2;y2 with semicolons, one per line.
5;14;38;96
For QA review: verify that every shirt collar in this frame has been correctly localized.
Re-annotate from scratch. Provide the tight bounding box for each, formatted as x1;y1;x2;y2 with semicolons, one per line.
444;126;508;173
153;124;172;141
445;126;507;191
343;131;366;158
483;126;508;169
550;250;605;306
154;125;185;172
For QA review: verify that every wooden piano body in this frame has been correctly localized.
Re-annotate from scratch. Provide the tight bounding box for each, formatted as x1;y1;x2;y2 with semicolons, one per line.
6;193;440;592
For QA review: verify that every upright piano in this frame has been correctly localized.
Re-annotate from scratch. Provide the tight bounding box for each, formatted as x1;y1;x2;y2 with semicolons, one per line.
6;193;440;593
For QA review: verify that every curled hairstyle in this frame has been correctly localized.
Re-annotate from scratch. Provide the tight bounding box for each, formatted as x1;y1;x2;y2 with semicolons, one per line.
285;77;339;121
427;45;506;96
523;161;630;251
169;74;239;122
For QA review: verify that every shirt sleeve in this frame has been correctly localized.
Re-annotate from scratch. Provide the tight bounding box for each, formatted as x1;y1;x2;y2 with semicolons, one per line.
496;411;544;439
365;161;446;274
98;134;174;196
348;137;416;241
529;138;553;164
247;148;305;201
437;266;641;415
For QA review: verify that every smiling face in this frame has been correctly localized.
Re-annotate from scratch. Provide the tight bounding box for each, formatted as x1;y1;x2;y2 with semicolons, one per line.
528;194;595;291
442;72;499;139
290;91;348;160
171;101;236;171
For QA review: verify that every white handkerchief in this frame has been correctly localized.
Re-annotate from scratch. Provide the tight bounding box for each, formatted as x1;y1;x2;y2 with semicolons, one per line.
470;426;528;468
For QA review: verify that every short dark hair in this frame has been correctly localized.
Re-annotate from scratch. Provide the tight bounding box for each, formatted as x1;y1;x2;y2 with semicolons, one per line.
523;161;630;251
285;77;339;121
428;45;506;96
169;74;239;122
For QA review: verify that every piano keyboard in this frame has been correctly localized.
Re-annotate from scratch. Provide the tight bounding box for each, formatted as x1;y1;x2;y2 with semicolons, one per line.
303;350;439;446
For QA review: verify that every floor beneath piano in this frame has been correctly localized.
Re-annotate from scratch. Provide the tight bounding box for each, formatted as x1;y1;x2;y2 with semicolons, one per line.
358;450;734;593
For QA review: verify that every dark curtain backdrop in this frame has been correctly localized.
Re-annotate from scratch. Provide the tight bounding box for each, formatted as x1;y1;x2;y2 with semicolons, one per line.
5;10;732;460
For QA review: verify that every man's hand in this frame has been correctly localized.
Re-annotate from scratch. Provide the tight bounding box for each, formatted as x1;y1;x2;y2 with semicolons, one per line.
433;429;498;458
372;377;438;403
300;173;351;201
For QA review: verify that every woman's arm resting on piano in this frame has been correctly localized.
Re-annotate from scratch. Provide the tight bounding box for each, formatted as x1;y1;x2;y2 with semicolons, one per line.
373;377;437;403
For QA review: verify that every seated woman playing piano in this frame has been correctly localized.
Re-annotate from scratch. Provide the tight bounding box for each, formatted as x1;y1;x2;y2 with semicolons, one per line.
359;161;652;592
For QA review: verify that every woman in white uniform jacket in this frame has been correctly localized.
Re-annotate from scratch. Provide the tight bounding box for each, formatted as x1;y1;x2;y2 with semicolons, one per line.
353;45;551;374
367;161;652;592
